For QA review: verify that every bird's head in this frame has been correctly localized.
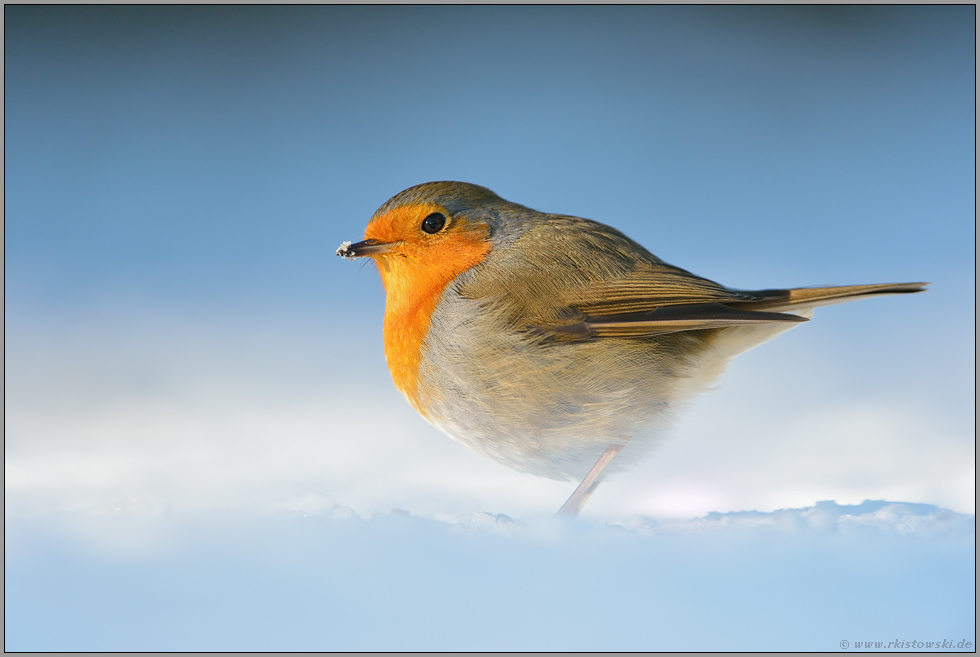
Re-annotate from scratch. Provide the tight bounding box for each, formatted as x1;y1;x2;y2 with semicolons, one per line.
337;181;500;298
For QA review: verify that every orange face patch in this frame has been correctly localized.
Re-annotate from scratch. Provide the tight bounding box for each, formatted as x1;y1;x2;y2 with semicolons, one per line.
363;202;491;413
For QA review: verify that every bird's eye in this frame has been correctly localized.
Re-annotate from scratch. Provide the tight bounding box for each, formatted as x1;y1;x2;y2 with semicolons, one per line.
420;212;447;234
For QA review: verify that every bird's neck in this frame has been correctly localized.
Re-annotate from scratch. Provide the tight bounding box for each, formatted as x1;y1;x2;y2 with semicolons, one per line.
381;273;446;415
377;241;490;414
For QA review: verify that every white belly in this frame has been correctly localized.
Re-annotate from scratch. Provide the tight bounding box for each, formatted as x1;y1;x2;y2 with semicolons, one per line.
415;289;805;480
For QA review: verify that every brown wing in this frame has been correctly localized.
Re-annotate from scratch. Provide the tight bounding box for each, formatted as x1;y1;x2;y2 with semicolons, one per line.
460;212;927;341
542;302;807;341
535;263;808;341
541;268;927;341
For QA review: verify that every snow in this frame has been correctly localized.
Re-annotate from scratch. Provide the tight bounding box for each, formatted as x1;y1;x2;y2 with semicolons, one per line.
5;500;974;651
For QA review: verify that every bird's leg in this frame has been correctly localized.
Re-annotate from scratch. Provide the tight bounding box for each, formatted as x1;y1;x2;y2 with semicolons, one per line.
556;442;627;517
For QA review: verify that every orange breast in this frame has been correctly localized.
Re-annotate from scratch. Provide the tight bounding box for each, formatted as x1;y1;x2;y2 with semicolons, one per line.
367;205;491;414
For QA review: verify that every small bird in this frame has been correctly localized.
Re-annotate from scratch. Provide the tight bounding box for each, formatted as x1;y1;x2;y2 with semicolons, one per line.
337;181;926;516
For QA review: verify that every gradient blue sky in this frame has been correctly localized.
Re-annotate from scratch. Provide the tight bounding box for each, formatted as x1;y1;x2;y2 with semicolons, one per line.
5;6;975;650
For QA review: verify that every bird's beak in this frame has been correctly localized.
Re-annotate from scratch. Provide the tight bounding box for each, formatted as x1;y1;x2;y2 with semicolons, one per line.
336;239;398;260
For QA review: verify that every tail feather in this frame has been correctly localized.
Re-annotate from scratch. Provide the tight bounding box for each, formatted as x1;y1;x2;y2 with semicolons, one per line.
729;282;929;312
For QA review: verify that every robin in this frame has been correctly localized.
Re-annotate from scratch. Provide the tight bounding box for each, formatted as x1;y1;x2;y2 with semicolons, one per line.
337;181;926;516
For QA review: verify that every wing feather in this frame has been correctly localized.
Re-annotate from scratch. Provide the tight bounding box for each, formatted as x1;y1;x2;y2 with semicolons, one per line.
459;213;926;342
